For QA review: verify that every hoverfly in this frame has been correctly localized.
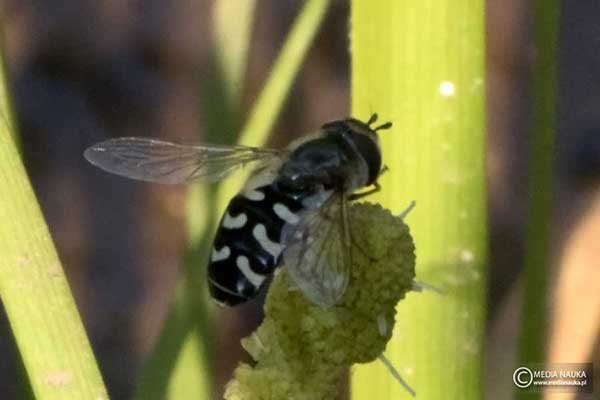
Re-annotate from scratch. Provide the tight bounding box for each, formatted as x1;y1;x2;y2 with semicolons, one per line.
84;114;392;307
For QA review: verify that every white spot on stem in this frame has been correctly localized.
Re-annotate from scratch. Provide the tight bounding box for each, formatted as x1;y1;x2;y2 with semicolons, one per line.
439;81;456;97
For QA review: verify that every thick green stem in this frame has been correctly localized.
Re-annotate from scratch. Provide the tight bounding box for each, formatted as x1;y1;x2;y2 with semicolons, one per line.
351;1;487;399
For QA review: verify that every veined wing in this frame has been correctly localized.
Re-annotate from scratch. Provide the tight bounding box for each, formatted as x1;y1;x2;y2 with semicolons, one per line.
281;191;352;307
84;137;284;184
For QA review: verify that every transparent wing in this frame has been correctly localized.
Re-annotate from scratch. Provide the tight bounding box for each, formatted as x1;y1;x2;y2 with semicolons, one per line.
84;137;283;184
281;191;352;307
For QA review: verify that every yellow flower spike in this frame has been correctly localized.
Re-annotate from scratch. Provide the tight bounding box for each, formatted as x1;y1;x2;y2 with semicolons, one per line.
224;202;416;400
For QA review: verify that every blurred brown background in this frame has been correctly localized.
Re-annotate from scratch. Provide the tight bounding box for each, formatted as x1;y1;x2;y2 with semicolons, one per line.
0;1;598;399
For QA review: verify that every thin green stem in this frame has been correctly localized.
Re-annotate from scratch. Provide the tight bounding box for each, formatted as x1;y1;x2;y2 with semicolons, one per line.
517;2;559;398
218;0;331;207
213;0;258;107
134;1;331;398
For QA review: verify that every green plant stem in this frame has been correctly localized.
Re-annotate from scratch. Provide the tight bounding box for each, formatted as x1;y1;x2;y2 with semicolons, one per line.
517;1;558;397
0;52;108;399
134;1;258;396
159;3;261;397
213;0;258;107
350;1;487;399
218;0;331;208
134;1;330;398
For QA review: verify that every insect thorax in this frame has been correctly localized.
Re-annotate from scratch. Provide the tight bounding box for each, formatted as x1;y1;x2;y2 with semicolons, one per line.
278;125;380;194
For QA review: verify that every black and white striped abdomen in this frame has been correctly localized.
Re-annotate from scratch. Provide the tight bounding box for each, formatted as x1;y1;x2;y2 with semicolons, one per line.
207;183;305;306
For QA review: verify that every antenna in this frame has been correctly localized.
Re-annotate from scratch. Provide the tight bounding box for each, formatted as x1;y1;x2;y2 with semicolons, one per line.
366;113;392;132
367;113;379;125
374;122;393;131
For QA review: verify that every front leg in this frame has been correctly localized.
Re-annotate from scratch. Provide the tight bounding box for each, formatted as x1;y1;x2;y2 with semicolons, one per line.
347;164;389;201
348;182;381;201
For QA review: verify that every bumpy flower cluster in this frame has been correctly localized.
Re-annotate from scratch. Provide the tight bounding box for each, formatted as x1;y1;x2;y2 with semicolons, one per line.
224;202;415;400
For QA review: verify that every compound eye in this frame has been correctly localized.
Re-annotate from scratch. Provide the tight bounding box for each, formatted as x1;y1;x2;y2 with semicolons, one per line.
321;120;347;133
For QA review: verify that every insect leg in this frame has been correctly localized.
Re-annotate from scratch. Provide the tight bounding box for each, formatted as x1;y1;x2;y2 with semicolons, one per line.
378;353;416;396
412;280;446;295
398;200;416;219
348;181;381;201
348;163;391;201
